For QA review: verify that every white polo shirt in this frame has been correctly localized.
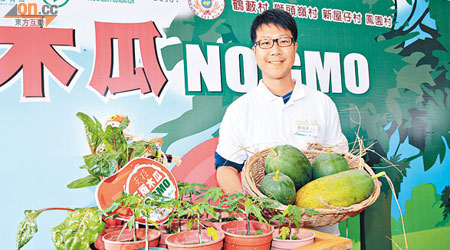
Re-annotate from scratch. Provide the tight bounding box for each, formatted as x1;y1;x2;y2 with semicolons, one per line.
216;80;348;235
216;80;348;165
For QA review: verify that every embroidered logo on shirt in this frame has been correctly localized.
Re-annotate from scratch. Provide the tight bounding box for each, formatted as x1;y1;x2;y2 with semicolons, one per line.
295;120;319;137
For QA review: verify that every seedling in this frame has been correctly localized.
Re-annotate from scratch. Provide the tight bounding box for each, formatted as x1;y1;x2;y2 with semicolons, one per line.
270;205;319;240
224;193;278;235
103;192;160;249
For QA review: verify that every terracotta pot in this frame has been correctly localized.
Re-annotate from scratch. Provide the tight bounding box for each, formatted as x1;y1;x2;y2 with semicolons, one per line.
271;228;315;250
103;228;161;250
166;229;225;250
95;218;127;250
95;226;123;250
158;220;201;248
159;232;171;248
169;219;200;232
220;220;274;250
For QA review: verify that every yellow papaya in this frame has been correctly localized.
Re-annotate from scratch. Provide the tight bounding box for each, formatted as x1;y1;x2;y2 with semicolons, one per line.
295;170;382;209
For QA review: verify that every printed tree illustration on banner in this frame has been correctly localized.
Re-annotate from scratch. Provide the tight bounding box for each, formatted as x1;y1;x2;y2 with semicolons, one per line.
376;0;449;215
154;1;449;249
358;0;450;248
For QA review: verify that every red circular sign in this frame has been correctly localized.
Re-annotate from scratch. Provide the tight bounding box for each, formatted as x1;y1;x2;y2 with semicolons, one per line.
96;158;178;224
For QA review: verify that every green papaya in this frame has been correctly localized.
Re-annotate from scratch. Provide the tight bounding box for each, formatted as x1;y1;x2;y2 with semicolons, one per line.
265;145;312;190
296;170;380;209
260;169;296;205
312;151;349;179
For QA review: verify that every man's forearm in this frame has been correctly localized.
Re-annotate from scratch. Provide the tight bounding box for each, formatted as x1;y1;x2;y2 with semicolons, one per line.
216;166;244;194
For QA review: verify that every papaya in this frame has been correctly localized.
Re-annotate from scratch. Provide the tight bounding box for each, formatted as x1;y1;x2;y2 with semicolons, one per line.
295;170;382;209
312;151;349;179
260;169;296;205
265;145;312;190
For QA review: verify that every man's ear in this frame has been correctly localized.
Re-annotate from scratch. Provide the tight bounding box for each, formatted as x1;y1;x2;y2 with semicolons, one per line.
252;46;256;54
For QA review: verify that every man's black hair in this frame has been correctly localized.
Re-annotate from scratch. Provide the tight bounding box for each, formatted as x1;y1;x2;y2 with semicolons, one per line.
250;9;298;44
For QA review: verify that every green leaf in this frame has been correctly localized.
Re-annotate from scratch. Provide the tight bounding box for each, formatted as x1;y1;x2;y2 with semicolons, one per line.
128;140;158;160
395;52;436;93
187;219;195;231
67;175;101;189
16;210;43;250
76;112;104;154
440;186;450;222
280;227;290;240
118;116;130;130
269;214;284;224
348;103;389;151
83;151;123;177
104;125;127;153
421;87;450;170
51;208;105;250
207;227;218;241
254;230;263;235
177;182;206;201
199;187;224;203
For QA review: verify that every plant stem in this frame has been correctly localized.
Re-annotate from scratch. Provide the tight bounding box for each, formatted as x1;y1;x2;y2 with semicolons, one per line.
275;169;280;180
134;221;137;242
39;207;76;213
372;171;386;179
289;221;292;240
247;217;250;235
117;223;128;241
145;219;149;250
197;218;202;243
269;147;278;157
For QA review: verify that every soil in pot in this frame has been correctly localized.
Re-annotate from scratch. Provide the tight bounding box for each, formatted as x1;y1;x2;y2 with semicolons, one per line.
165;229;225;250
271;228;315;250
103;228;161;250
220;220;274;250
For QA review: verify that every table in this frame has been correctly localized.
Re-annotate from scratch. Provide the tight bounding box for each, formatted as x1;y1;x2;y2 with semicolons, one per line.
293;229;353;250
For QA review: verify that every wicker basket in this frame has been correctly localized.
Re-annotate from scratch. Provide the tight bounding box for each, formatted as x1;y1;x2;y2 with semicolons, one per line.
242;144;381;228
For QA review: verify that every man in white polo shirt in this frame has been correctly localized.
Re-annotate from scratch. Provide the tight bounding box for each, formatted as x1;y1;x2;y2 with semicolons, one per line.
214;9;348;235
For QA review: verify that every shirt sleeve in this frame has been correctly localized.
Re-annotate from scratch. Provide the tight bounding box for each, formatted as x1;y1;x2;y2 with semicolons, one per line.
214;151;244;172
215;102;249;167
324;98;349;151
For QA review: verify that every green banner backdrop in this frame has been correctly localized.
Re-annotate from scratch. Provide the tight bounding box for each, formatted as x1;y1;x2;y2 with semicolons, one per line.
1;0;449;249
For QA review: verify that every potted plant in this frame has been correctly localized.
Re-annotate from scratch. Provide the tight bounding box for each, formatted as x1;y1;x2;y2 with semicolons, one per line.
165;227;224;250
156;194;191;248
269;205;318;250
158;182;213;248
166;198;224;249
162;182;206;233
198;187;245;230
178;182;207;203
220;193;277;250
16;207;105;250
16;113;175;250
102;192;162;250
67;112;162;190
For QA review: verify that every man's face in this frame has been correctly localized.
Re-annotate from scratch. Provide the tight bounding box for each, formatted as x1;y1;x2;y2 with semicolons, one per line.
252;23;298;83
